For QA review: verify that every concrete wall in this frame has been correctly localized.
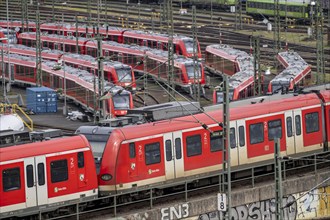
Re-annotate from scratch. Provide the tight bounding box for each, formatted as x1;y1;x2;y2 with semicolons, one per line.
107;170;330;220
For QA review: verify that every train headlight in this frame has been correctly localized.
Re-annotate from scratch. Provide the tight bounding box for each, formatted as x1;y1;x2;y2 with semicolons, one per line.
101;174;112;181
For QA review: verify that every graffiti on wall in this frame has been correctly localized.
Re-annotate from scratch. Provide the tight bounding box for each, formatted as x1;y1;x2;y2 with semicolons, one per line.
196;186;330;220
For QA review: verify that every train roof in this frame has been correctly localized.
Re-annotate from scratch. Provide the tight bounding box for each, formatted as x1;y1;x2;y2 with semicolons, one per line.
206;44;248;61
19;32;90;43
271;65;310;84
0;135;90;162
115;87;329;140
278;51;308;67
229;69;255;89
123;29;193;43
1;43;63;57
272;51;310;84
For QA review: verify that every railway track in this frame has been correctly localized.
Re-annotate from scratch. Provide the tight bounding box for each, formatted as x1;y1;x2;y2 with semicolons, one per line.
0;0;328;107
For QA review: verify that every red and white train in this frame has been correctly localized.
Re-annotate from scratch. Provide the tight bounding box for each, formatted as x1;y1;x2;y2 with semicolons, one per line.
97;85;330;195
1;85;329;218
0;52;134;117
207;44;262;103
0;20;202;58
268;51;311;94
3;43;137;90
17;33;206;95
0;135;98;218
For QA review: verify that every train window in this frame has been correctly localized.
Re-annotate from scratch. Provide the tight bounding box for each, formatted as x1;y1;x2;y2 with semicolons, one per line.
295;115;301;136
51;160;68;183
2;168;20;192
305;112;319;133
145;142;161;165
165;140;172;161
286;117;293;137
239;126;245;147
175;138;182;159
268;119;282;141
26;165;34;188
37;163;45;186
186;134;202;157
230;128;236;148
250;123;264;144
210;131;223;152
129;143;136;158
78;152;84;168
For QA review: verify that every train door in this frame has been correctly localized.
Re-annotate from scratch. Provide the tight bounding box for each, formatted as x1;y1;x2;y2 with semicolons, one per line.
293;110;304;153
235;120;246;166
24;158;37;208
163;131;184;180
230;122;239;167
163;133;175;180
24;156;48;207
285;111;295;155
35;156;48;205
173;131;184;178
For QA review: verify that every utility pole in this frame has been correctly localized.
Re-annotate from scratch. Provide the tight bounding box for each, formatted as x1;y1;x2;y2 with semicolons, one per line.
274;138;283;220
6;0;11;92
315;0;325;84
192;6;199;102
252;36;261;96
1;45;5;103
52;0;55;22
234;0;242;30
21;0;28;32
75;14;79;54
96;27;104;120
36;5;42;87
274;0;281;68
221;75;231;220
87;0;91;26
143;53;148;106
167;0;174;102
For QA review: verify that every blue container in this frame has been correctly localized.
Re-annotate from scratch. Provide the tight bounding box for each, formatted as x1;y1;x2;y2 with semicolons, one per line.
26;87;57;113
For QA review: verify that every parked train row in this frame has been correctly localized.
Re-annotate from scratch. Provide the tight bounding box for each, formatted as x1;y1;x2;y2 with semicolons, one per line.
0;20;202;59
1;84;329;218
0;48;134;117
16;32;205;95
2;43;137;91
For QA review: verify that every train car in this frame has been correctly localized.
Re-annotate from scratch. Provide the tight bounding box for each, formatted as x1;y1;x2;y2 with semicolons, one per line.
205;44;249;76
18;32;89;54
0;20;36;32
207;44;260;103
0;135;98;218
268;51;311;94
98;85;330;195
0;53;134;117
123;30;202;58
39;23;126;43
246;0;328;22
63;53;137;90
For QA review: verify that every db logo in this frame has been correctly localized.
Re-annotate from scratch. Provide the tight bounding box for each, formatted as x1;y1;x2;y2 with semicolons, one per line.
80;174;85;181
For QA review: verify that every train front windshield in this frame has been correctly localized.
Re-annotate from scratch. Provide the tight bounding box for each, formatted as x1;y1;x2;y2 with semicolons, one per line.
1;30;17;44
116;67;132;82
113;94;130;109
216;90;234;103
185;63;201;79
183;39;197;54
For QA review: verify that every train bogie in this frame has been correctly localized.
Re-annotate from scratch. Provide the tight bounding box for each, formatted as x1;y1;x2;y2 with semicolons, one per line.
0;135;98;218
